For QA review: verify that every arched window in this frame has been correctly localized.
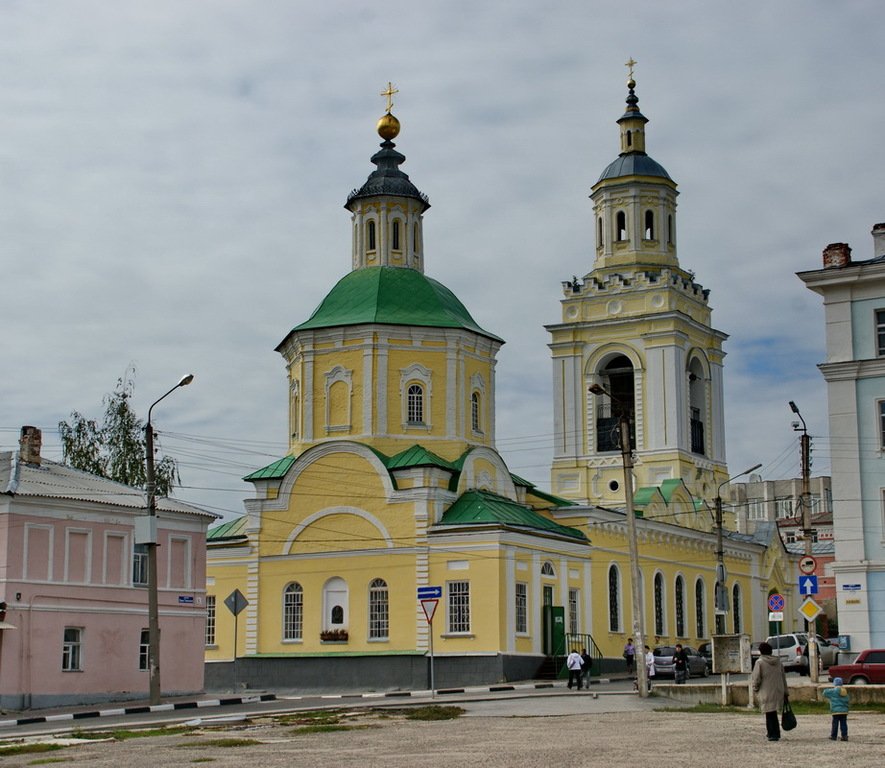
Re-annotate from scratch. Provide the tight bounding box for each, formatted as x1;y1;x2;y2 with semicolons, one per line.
471;391;481;433
407;383;424;424
367;220;376;251
392;220;401;250
675;575;686;637
732;583;742;634
608;564;621;632
667;215;673;245
283;582;303;641
323;577;348;631
654;572;665;636
688;358;706;456
695;579;706;639
644;210;655;240
541;561;556;577
626;130;632;147
594;355;636;453
597;217;603;248
368;578;389;640
616;211;627;242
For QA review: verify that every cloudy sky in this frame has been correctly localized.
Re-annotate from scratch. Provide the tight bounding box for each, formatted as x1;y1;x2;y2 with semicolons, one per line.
1;1;882;521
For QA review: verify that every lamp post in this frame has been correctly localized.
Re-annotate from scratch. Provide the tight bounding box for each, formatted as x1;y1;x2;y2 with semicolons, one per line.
713;463;762;634
789;400;818;682
145;374;193;705
589;383;647;697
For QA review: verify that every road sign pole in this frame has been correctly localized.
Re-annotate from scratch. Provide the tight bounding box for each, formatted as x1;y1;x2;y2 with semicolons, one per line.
233;611;238;691
429;617;435;698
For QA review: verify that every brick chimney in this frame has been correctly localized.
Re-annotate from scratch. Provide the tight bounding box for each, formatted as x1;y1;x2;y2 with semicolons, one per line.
822;242;851;269
19;426;42;466
873;223;885;259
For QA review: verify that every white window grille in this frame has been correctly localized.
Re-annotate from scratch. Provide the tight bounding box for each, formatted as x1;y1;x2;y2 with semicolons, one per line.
447;581;470;633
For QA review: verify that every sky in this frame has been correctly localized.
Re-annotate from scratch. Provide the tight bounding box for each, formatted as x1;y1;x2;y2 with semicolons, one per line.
1;0;882;522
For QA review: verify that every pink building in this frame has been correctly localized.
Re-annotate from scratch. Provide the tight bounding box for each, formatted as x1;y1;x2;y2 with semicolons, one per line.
0;428;216;710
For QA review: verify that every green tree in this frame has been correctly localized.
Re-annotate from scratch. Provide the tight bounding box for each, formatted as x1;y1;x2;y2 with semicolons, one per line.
58;370;180;496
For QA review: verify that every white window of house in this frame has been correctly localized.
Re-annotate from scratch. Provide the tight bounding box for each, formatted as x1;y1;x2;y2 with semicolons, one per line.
515;582;528;634
283;582;303;641
876;309;885;356
368;578;389;640
447;581;470;633
541;561;555;577
471;391;481;433
62;627;83;671
748;500;766;521
674;575;686;637
879;400;885;449
407;384;424;424
568;588;579;636
205;595;216;646
654;572;665;636
133;543;148;586
608;564;621;632
139;628;149;670
694;579;706;639
774;497;794;519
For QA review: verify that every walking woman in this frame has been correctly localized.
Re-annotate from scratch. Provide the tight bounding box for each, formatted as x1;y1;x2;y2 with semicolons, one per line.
751;641;788;741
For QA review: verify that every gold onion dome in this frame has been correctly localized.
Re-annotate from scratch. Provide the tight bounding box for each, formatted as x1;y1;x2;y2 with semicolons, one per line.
377;111;400;141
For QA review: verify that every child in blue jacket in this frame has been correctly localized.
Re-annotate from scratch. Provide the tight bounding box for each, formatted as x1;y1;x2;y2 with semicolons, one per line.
822;677;849;741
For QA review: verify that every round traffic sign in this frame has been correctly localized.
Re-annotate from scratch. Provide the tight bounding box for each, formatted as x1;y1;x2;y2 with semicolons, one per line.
799;555;817;575
768;593;785;612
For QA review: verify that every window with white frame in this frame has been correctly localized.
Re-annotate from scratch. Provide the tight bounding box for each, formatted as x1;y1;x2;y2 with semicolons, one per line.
654;572;665;636
774;497;794;519
568;588;579;636
139;628;149;670
407;384;424;424
368;578;389;640
880;400;885;449
447;581;470;633
877;309;885;356
675;575;686;636
695;579;706;638
283;582;303;641
133;543;148;586
608;564;621;632
747;499;766;521
515;582;528;634
541;561;555;577
471;391;481;433
205;595;216;646
62;627;82;671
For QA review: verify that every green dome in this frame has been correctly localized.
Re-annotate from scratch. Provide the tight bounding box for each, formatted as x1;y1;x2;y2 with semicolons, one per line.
280;266;502;345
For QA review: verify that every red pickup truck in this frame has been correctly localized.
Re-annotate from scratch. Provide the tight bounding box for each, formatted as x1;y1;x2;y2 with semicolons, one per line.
827;648;885;685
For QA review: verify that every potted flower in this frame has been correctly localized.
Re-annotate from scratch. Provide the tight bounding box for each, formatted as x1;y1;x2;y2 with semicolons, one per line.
320;629;348;642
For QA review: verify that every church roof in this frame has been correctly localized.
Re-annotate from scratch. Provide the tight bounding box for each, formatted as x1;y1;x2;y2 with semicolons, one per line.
345;139;430;211
438;489;587;541
283;266;503;343
598;153;671;182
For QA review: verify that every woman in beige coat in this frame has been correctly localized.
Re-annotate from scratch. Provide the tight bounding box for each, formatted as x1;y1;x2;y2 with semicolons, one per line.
751;641;788;741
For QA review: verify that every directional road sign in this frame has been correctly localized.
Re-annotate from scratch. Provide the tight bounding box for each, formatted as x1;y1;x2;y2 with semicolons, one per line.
417;586;442;600
799;555;817;574
799;575;819;595
768;593;785;612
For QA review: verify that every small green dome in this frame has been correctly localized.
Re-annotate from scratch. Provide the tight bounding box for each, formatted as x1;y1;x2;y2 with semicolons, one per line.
280;266;503;345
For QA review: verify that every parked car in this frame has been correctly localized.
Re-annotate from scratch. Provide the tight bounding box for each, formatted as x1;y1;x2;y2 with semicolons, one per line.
697;641;713;664
765;632;839;673
653;645;709;678
827;648;885;685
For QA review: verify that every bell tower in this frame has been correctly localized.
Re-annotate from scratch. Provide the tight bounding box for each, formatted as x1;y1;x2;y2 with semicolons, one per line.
548;64;729;516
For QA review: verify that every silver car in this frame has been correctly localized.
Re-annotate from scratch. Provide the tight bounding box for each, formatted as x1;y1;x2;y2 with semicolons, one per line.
652;645;709;678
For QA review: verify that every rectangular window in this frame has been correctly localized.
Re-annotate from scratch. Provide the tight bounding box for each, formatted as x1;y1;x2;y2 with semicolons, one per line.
62;627;82;671
368;580;389;640
747;500;766;521
774;497;794;519
447;581;470;633
877;309;885;356
133;543;148;586
880;401;885;449
568;588;579;636
205;595;216;646
139;628;149;670
515;582;528;634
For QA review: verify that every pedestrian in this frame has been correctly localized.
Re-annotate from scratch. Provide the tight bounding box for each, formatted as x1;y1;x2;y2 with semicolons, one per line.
566;648;584;690
822;676;849;741
751;641;788;741
673;643;689;684
644;645;655;691
623;638;635;674
581;648;593;688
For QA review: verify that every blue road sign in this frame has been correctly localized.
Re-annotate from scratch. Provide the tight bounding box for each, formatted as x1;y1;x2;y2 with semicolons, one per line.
417;586;442;599
768;593;785;612
799;575;819;595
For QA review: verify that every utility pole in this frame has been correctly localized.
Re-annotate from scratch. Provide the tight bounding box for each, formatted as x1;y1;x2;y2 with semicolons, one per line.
789;400;818;682
589;384;647;697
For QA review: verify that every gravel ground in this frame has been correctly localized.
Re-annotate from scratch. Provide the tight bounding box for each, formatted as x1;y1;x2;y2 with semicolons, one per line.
1;698;882;767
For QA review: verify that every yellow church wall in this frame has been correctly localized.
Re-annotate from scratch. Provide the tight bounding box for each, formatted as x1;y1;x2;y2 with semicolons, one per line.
205;556;250;661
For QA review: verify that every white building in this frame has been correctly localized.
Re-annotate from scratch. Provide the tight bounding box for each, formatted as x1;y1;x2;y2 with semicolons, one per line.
798;224;885;650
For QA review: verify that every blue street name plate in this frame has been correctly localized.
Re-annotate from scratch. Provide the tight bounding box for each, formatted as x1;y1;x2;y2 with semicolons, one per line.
417;586;442;599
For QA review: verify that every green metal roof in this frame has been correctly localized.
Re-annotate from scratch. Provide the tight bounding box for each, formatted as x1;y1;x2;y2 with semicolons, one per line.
439;489;587;541
243;455;296;481
207;515;248;541
280;266;503;344
386;445;458;472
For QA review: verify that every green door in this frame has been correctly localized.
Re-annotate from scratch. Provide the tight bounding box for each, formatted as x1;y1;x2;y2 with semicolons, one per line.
543;605;566;656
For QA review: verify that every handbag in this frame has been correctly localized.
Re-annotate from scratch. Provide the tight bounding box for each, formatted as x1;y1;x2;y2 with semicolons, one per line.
781;696;797;731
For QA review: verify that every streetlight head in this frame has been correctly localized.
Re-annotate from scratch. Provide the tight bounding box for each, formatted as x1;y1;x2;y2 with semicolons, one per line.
178;374;194;387
745;463;763;474
789;400;799;414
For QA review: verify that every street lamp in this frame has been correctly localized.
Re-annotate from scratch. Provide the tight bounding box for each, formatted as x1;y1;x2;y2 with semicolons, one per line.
713;463;762;634
588;382;648;697
145;373;193;705
788;400;818;681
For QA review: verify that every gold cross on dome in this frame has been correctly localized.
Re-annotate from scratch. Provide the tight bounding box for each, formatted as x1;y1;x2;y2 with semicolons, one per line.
625;58;637;79
381;81;399;113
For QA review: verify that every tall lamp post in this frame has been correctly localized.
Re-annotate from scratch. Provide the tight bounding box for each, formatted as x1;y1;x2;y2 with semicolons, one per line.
145;374;194;705
589;383;648;697
789;400;818;682
713;463;762;634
